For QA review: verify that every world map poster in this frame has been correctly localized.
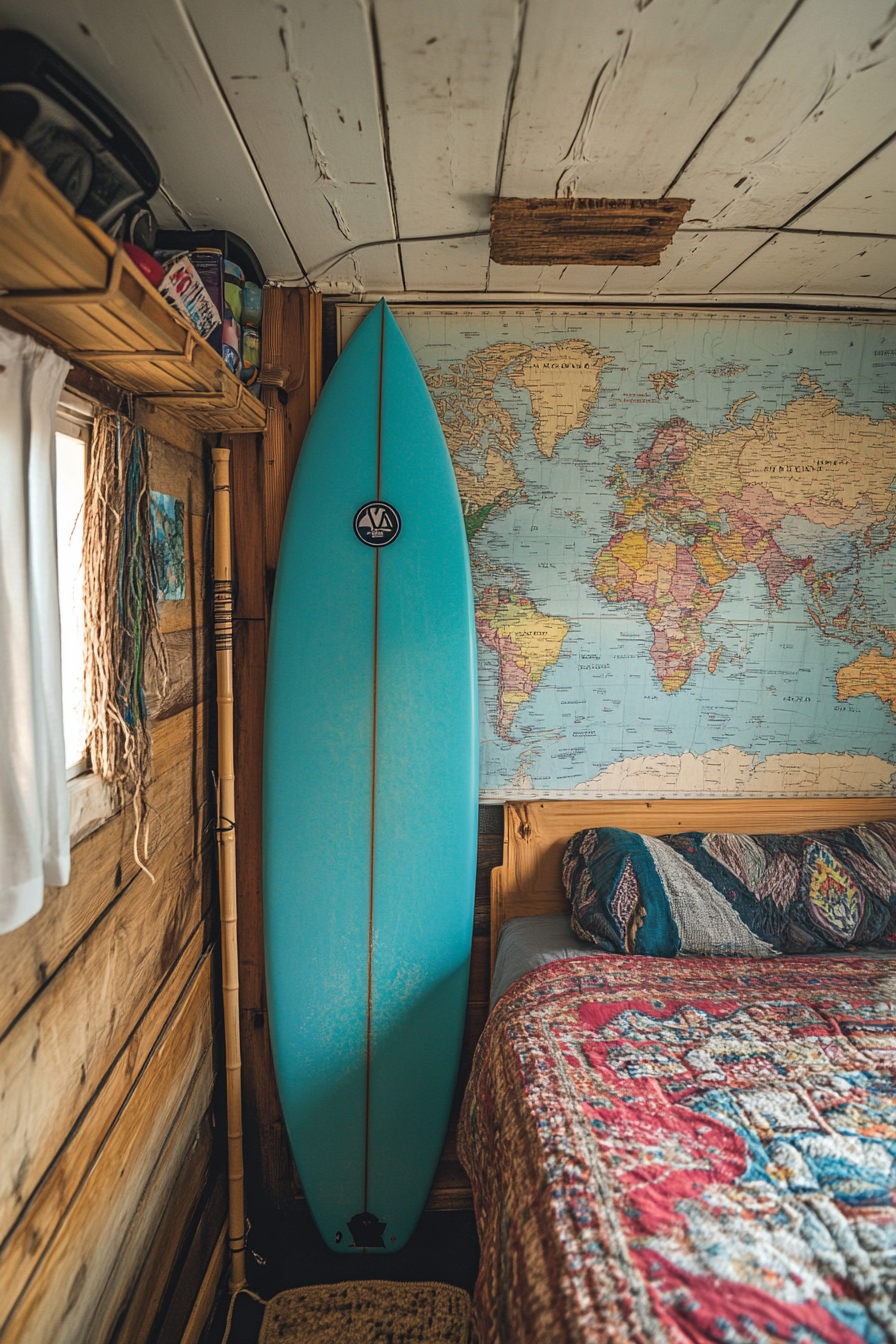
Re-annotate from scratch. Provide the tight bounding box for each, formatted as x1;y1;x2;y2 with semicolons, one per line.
338;307;896;800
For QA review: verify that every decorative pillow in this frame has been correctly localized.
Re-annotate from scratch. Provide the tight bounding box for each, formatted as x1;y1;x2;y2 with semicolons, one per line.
563;823;896;958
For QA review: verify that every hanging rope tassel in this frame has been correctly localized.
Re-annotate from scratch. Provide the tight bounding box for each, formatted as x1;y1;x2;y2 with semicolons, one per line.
83;412;169;871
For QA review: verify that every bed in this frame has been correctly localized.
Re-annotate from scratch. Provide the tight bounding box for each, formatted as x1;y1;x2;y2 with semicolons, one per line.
458;799;896;1344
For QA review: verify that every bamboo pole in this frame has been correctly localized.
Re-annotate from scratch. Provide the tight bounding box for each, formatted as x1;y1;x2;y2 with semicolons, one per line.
211;441;247;1293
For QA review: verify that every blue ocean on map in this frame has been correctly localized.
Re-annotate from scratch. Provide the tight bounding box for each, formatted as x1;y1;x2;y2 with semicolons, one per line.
340;307;896;797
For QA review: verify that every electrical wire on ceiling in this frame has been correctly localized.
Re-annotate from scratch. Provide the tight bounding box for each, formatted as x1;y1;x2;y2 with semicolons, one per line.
306;223;896;286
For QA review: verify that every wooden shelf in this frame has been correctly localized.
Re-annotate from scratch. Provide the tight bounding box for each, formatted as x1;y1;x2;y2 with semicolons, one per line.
0;132;265;434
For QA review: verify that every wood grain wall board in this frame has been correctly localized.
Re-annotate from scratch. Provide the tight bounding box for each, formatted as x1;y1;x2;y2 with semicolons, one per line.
475;834;502;937
497;0;795;201
106;1115;219;1344
172;1220;227;1344
0;751;208;1038
230;289;322;1215
146;1167;226;1344
85;1088;215;1344
135;403;206;460
231;436;268;624
148;435;208;519
184;0;401;290
0;826;211;1246
674;0;896;228
0;998;215;1343
597;229;773;296
0;931;207;1315
468;936;490;1006
0;0;298;278
796;139;896;236
260;289;323;572
240;1004;303;1213
714;233;896;297
373;0;520;291
147;625;213;722
159;514;207;636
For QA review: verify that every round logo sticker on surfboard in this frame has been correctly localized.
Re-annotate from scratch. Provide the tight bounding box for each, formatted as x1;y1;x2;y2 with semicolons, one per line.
353;501;401;547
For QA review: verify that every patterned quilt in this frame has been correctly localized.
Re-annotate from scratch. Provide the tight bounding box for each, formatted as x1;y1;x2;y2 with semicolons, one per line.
458;956;896;1344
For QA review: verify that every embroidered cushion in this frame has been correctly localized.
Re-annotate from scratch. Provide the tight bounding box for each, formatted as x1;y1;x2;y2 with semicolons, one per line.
563;823;896;957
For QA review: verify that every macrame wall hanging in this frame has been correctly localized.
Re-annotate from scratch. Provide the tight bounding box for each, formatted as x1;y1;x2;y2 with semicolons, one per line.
83;411;169;872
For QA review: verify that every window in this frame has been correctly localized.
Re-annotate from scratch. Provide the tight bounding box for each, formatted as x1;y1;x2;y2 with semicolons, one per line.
55;391;116;843
55;393;90;780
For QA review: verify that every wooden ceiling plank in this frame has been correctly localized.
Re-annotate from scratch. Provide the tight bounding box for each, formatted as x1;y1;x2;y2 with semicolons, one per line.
185;0;401;291
498;0;794;200
484;261;617;294
599;230;772;295
0;0;299;278
674;0;896;229
713;232;896;297
373;0;521;291
794;140;896;237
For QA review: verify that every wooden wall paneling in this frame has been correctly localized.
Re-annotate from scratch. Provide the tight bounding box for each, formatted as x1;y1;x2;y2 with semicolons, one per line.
147;625;213;723
86;1089;215;1344
106;1117;220;1344
147;435;208;518
673;0;896;230
373;0;519;291
175;1222;227;1344
229;293;322;1215
261;289;323;573
151;702;208;782
426;807;504;1211
0;923;206;1316
146;1163;227;1344
499;0;794;201
135;403;206;459
185;0;402;291
0;0;298;278
230;432;267;624
715;233;896;298
0;820;211;1248
0;962;215;1344
0;751;207;1038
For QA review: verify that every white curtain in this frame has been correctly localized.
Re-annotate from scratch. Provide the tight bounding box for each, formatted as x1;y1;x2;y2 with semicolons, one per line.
0;329;72;934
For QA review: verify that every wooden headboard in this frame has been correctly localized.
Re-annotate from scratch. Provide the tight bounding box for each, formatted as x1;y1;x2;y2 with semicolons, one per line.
490;797;896;971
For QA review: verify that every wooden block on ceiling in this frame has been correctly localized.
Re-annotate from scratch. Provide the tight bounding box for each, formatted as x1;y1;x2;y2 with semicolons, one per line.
490;197;693;266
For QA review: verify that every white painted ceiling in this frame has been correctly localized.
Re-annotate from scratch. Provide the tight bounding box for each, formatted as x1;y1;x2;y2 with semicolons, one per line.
3;0;895;306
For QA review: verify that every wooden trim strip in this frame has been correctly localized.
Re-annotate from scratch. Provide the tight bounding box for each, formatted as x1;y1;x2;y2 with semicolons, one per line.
178;1221;227;1344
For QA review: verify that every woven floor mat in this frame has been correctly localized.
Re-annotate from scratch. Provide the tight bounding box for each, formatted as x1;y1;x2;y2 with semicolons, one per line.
259;1280;471;1344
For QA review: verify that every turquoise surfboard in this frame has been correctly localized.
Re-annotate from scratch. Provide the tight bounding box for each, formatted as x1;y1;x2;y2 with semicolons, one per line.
263;300;478;1253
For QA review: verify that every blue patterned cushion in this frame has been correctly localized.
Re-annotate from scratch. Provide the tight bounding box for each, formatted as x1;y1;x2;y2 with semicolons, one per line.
563;823;896;957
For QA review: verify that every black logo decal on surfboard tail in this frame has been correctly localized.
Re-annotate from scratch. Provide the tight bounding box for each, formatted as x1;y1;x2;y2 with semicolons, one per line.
347;1210;386;1248
353;501;401;547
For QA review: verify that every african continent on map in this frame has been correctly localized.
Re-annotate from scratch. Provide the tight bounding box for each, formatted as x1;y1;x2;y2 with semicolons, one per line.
595;374;896;694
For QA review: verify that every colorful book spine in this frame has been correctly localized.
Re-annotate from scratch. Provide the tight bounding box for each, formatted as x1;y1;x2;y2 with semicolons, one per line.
188;249;224;355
